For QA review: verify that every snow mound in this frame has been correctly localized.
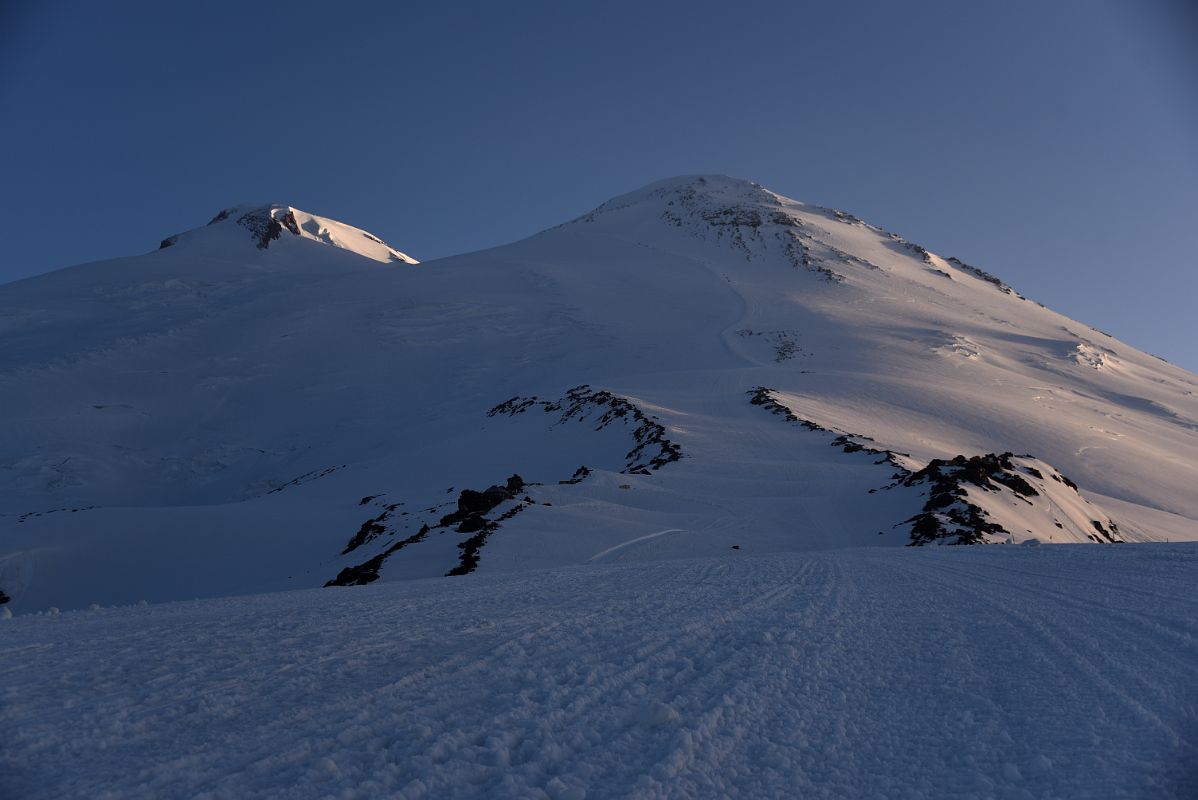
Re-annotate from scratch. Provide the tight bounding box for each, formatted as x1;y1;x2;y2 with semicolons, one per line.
160;204;418;264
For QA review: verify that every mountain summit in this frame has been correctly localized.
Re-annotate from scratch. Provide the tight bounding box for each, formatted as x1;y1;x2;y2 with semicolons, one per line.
159;203;418;264
2;176;1196;611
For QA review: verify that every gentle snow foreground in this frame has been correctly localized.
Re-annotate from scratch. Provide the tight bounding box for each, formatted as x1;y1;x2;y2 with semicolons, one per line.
2;546;1195;799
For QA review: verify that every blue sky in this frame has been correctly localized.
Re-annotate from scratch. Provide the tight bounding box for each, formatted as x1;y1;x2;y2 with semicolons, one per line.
2;0;1195;367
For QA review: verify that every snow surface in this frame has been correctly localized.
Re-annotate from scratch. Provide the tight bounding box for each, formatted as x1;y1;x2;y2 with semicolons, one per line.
2;545;1195;799
3;175;1198;613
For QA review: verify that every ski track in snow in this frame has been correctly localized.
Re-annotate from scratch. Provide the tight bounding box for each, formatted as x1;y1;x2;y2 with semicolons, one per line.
586;529;687;563
2;545;1195;800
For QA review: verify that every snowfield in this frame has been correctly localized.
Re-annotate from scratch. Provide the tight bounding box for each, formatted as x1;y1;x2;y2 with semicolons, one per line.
3;545;1195;799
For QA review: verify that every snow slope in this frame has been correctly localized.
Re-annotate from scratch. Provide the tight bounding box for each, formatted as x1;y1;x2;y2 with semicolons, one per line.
2;546;1195;799
3;176;1198;611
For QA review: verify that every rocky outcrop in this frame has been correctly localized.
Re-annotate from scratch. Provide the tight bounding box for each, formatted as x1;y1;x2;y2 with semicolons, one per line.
748;387;1122;546
439;475;526;532
899;453;1122;545
327;386;689;587
488;385;682;474
945;256;1025;298
234;206;301;249
327;473;535;585
748;387;908;470
325;524;431;587
900;453;1035;546
446;500;529;577
341;502;404;555
267;465;346;495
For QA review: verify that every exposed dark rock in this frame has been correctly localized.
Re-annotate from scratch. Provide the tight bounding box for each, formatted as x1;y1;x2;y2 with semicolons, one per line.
0;589;10;605
898;455;1021;545
341;498;409;554
735;330;808;361
900;241;933;264
325;524;431;587
945;256;1026;299
342;511;391;555
774;339;799;361
489;385;683;474
560;466;591;485
158;236;178;250
330;471;538;585
1090;519;1122;544
325;552;388;587
700;207;764;228
455;514;488;533
439;484;515;528
17;504;98;523
266;465;345;495
898;453;1078;546
748;388;1112;547
748;386;800;423
782;236;842;281
905;453;1041;499
331;388;681;583
1051;471;1079;491
236;206;301;249
582;178;845;282
447;505;527;577
748;387;908;470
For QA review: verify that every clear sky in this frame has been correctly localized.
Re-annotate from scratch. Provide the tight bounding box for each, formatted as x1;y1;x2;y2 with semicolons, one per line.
2;1;1195;368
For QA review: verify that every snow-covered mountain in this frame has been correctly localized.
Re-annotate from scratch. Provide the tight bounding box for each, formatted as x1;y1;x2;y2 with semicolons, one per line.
3;175;1197;612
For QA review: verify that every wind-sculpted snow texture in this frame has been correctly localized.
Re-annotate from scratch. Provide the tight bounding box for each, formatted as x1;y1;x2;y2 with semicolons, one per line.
3;174;1198;611
2;546;1195;799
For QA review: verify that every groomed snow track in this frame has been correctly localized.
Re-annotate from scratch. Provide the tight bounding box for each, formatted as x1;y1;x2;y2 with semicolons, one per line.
2;545;1195;799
